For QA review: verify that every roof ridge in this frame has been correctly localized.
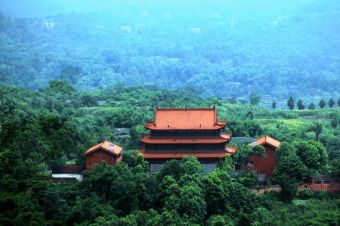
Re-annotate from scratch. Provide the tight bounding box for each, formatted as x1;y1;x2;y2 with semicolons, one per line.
155;107;215;111
84;141;122;156
252;136;280;148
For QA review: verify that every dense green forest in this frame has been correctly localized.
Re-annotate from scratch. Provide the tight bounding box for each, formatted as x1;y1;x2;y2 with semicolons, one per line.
1;82;340;225
1;0;340;104
1;0;340;225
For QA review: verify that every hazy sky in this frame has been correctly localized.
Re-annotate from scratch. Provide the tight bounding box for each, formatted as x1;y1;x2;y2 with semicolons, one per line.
0;0;317;18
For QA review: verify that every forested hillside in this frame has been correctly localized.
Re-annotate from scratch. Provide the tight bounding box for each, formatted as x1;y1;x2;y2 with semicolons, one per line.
1;0;340;100
2;0;340;225
1;82;340;225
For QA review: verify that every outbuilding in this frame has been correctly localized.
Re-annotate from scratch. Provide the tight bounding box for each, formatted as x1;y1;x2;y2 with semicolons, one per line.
84;141;123;170
247;136;281;180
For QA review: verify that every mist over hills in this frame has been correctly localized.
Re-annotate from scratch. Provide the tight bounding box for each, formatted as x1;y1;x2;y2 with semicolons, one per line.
3;2;340;225
1;0;340;102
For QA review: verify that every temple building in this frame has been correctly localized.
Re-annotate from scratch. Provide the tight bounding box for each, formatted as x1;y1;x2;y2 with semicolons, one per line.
84;141;123;170
245;136;281;180
140;107;236;173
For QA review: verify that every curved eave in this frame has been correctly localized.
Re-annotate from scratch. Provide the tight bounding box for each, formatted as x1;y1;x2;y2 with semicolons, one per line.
84;143;102;156
84;148;122;157
139;145;237;159
141;134;231;144
140;152;231;159
84;142;122;157
226;146;237;155
144;124;226;131
249;136;281;149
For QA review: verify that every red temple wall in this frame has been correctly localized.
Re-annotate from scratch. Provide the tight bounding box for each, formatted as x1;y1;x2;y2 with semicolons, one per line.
249;145;276;177
298;183;340;192
85;150;119;170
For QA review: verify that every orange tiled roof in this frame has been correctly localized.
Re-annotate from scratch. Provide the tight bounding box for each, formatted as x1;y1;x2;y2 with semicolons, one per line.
226;146;238;154
250;136;281;148
145;108;226;130
140;133;232;144
84;141;122;156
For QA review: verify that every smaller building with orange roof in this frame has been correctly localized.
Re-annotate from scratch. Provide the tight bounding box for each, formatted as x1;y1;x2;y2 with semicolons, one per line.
84;140;123;170
247;136;281;180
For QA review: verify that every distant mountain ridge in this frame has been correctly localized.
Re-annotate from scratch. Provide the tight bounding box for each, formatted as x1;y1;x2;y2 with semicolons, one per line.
0;0;339;100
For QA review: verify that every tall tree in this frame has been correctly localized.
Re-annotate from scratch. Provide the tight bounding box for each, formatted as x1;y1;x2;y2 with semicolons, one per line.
232;144;252;166
308;102;315;110
319;99;326;109
297;99;305;110
59;65;83;84
179;183;207;224
293;140;328;171
273;151;307;202
227;97;237;104
179;157;204;176
207;215;235;226
245;111;254;120
275;142;297;160
287;96;294;110
249;92;261;105
330;159;340;179
252;145;266;157
329;98;335;108
274;145;307;181
203;170;233;216
236;170;258;188
331;117;339;128
272;101;276;109
309;122;323;141
338;97;340;107
330;113;340;128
